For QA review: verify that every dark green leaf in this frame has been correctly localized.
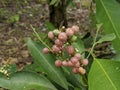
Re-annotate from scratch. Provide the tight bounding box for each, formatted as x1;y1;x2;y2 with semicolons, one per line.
0;71;57;90
27;39;68;89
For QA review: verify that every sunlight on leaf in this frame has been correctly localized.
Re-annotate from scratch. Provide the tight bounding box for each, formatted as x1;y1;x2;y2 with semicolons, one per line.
89;59;120;90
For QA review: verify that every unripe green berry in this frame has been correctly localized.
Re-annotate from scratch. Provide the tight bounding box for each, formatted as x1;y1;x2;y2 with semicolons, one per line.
53;29;60;36
70;35;77;42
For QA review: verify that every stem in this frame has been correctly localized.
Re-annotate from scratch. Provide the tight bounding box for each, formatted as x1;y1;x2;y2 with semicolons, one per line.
86;26;100;59
30;25;52;52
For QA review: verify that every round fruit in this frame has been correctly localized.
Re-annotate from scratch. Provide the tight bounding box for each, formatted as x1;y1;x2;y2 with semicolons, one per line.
62;61;68;66
70;57;78;64
81;59;88;66
78;67;86;75
55;60;62;67
65;28;74;37
52;45;60;53
58;32;67;42
72;67;79;74
72;25;79;34
70;35;77;42
53;29;60;36
75;61;80;67
42;48;49;54
48;31;54;39
74;53;81;60
55;39;63;46
68;60;74;67
66;45;75;55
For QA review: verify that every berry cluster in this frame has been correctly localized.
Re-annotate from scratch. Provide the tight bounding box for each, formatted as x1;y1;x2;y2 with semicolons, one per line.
42;25;88;75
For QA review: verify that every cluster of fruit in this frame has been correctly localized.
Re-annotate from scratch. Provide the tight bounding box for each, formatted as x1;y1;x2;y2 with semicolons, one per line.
42;25;88;75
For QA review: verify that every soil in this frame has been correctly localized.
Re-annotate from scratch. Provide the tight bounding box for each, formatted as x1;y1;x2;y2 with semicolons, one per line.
0;1;91;70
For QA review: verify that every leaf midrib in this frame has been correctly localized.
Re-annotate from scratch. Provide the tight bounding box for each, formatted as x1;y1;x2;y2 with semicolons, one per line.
96;60;117;90
30;42;67;88
100;0;120;40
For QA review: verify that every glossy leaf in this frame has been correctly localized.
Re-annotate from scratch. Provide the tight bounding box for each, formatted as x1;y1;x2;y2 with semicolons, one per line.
62;67;86;90
0;71;57;90
96;33;116;44
95;0;120;51
72;37;85;54
27;39;68;89
89;59;120;90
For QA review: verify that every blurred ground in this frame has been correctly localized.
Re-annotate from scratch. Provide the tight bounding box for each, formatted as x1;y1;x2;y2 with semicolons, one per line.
0;0;91;70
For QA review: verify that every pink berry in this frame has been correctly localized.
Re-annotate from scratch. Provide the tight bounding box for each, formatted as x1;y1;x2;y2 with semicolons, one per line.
74;53;82;60
72;25;79;34
42;48;49;54
62;61;68;66
81;59;89;66
68;61;74;67
55;39;63;46
59;46;64;50
75;61;80;67
55;60;62;67
66;46;75;55
65;28;74;37
48;31;54;39
52;45;60;53
58;32;67;42
78;67;86;75
72;67;79;74
70;57;79;64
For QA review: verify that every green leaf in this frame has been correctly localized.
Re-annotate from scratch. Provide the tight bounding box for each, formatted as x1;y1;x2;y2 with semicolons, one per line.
88;59;120;90
96;33;116;44
50;0;58;5
0;71;57;90
72;37;85;54
45;21;56;31
62;67;86;90
27;39;68;90
95;0;120;52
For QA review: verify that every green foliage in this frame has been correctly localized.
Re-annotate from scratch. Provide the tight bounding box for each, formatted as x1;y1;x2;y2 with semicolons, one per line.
0;0;120;90
7;14;20;24
62;67;86;90
95;0;120;52
96;33;116;44
27;39;68;89
45;21;56;31
50;0;60;6
0;71;57;90
89;59;120;90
